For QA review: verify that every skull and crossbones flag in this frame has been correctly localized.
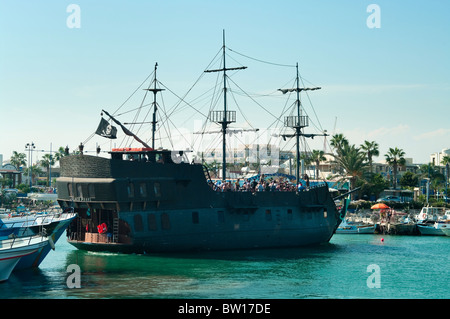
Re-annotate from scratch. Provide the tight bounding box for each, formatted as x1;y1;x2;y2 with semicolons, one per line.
95;118;117;139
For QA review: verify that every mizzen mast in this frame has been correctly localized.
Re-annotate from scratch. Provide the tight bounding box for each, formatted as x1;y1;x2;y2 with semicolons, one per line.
144;63;165;149
279;63;325;182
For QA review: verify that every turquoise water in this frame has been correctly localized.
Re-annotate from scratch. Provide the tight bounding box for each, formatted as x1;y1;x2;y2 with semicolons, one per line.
1;234;448;299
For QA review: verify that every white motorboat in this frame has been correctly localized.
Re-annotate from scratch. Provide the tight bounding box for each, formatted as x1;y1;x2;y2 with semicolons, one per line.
0;209;77;270
0;234;48;282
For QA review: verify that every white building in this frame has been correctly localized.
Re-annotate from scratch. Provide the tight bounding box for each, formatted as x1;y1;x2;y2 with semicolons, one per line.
430;148;450;166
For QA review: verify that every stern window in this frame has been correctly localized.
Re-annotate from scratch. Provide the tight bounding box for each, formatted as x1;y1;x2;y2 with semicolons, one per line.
128;183;135;198
88;184;95;198
154;182;161;198
161;212;170;230
68;183;73;197
76;184;83;197
134;214;143;232
147;213;157;231
139;183;147;197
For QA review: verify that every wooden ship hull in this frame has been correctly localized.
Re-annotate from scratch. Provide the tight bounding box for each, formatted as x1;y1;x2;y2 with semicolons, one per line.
57;152;342;254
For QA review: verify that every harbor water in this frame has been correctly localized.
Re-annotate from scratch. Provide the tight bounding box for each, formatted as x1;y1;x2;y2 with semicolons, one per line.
1;234;448;299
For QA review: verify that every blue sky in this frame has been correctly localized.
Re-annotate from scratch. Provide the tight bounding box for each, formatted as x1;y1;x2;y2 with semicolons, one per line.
1;0;449;165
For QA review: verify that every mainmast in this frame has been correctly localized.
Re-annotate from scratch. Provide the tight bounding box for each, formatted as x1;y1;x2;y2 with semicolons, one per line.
144;63;164;149
279;63;325;182
205;31;247;180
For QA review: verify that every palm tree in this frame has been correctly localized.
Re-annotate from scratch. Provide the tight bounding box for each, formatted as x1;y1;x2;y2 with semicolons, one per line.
10;151;27;169
53;146;67;165
360;140;379;175
24;164;44;186
332;144;368;198
441;155;450;167
385;147;406;189
306;150;327;180
330;133;349;156
39;153;56;186
442;155;450;201
330;134;349;175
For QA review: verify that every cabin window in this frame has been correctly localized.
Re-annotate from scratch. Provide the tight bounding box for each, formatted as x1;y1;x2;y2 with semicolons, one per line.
76;184;83;197
265;209;272;221
155;153;164;163
139;183;147;197
154;182;161;198
134;214;143;232
147;213;157;231
88;184;95;199
192;211;199;224
287;209;293;221
218;211;225;223
324;209;328;219
161;212;170;230
68;183;73;197
127;183;134;198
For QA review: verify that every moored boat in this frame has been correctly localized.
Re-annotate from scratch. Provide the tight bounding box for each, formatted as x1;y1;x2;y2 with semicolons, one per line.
335;219;376;234
0;234;48;282
442;227;450;237
0;209;77;269
417;222;449;236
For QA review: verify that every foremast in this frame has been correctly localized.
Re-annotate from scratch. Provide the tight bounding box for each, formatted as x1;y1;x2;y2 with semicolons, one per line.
101;62;163;150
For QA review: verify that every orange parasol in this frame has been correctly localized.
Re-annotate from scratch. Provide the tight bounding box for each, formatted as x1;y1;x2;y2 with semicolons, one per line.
371;203;390;210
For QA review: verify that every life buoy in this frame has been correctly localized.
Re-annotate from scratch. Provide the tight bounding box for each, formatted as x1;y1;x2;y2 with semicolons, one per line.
97;223;107;234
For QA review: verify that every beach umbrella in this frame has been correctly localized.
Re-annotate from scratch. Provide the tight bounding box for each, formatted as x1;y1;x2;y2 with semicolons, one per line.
371;203;390;210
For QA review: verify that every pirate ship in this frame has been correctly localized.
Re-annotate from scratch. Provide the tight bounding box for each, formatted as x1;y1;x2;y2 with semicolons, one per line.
57;33;348;253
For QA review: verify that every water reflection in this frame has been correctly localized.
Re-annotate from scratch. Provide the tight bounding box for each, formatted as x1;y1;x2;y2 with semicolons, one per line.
56;243;343;298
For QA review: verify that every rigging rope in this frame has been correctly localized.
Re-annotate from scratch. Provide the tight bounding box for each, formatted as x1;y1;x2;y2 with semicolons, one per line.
227;47;296;68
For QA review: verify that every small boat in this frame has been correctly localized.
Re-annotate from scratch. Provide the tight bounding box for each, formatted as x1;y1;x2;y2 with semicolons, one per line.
415;206;442;223
0;234;48;282
442;227;450;237
417;222;449;236
335;219;376;234
0;208;77;269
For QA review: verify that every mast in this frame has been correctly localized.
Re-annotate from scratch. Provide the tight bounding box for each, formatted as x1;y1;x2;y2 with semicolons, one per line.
144;63;164;149
205;30;247;180
279;63;324;183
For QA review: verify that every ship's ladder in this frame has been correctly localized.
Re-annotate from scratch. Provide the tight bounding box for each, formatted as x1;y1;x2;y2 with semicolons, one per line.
203;165;212;182
112;218;119;243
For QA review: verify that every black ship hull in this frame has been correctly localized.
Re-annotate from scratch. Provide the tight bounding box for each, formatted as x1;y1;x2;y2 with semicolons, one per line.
57;152;342;254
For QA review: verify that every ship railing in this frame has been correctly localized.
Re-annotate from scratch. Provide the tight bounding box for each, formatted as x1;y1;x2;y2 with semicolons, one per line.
0;211;77;231
1;232;47;250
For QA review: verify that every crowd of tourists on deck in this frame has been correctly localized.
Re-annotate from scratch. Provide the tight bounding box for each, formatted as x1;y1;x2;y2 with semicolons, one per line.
208;175;311;193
